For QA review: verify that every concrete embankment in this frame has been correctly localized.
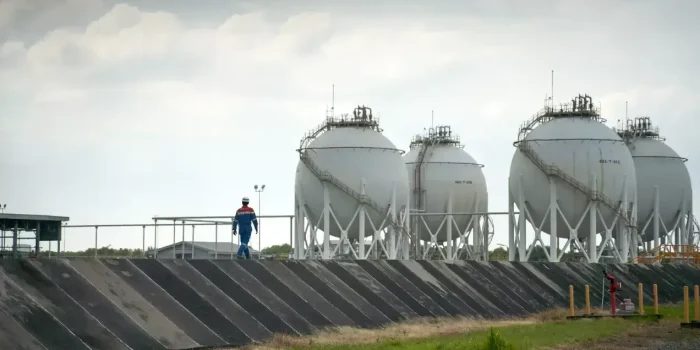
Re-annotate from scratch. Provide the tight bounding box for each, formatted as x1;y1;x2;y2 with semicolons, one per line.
0;258;697;349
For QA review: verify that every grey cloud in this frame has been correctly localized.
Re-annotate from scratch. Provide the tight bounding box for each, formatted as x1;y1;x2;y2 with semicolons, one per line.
1;0;699;251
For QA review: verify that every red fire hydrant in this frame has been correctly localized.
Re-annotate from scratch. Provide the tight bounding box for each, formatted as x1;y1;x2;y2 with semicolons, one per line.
603;269;621;315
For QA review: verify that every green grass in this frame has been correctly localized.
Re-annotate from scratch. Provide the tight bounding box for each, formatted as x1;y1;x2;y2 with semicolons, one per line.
292;304;688;350
644;303;686;320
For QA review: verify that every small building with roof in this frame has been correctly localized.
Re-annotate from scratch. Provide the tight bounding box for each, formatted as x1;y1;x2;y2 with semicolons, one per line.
149;241;260;259
0;213;68;258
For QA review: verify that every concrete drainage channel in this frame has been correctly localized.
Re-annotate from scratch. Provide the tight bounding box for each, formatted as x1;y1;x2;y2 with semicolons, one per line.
0;258;698;349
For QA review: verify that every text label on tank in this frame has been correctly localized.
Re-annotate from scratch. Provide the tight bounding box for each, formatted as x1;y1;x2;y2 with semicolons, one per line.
454;180;473;184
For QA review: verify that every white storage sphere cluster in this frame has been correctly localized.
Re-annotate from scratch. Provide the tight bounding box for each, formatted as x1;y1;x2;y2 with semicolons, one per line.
403;126;488;242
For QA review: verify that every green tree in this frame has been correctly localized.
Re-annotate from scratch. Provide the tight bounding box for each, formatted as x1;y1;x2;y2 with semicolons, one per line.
262;244;292;255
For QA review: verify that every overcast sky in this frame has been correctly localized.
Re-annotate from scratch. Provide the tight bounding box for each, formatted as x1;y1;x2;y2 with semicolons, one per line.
1;0;698;254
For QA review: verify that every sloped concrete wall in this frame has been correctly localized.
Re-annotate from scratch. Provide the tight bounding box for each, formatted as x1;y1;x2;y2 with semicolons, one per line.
0;258;698;349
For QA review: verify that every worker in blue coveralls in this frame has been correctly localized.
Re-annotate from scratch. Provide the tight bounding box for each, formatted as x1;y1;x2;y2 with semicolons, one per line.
232;196;258;259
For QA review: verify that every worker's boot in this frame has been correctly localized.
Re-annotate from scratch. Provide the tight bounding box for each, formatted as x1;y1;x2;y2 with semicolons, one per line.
237;255;246;259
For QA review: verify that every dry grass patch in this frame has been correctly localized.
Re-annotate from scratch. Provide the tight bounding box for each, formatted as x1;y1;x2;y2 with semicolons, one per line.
233;308;584;350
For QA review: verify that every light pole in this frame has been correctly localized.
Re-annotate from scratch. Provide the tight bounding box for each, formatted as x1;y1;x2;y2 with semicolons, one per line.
254;184;265;259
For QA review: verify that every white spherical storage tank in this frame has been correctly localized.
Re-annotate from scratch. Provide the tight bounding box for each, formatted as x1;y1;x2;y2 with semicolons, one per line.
509;96;637;239
617;117;692;242
404;126;488;242
295;106;409;240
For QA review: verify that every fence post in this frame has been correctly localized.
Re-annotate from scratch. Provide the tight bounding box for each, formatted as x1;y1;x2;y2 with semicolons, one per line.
569;285;575;317
172;220;176;259
653;284;658;314
154;218;158;259
214;223;218;260
191;225;195;258
94;226;98;258
585;285;590;315
142;225;146;257
289;216;293;254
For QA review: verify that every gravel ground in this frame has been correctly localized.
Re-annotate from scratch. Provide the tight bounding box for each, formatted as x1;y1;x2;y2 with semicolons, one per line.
552;321;700;350
654;339;700;350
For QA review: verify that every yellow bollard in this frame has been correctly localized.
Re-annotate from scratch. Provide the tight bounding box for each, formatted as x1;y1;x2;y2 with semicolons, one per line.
653;284;658;315
695;285;699;321
638;283;644;315
585;285;590;315
569;285;575;317
684;286;690;323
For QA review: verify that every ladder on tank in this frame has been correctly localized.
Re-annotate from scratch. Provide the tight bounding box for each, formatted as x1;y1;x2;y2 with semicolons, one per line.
517;141;630;224
298;151;405;233
412;138;434;210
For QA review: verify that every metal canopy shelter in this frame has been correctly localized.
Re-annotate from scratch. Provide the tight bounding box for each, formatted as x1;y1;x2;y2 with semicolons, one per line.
0;213;69;258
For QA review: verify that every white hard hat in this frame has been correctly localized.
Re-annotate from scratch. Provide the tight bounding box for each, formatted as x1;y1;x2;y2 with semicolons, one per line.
242;196;250;202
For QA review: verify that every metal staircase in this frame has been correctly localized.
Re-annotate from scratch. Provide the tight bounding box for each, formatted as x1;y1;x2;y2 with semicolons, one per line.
412;141;430;210
518;141;628;224
299;152;404;231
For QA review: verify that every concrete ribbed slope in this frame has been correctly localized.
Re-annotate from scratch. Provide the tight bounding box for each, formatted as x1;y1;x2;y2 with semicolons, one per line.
0;259;697;349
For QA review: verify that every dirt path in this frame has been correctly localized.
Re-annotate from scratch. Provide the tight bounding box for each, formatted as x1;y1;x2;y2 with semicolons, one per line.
548;321;700;350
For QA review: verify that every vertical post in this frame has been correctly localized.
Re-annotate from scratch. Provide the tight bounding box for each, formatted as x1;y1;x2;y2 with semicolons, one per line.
569;285;575;317
631;191;639;261
231;225;235;260
653;186;660;249
94;226;98;258
389;182;397;259
295;194;305;260
172;220;176;259
484;216;490;261
589;174;598;263
446;193;453;260
323;183;331;259
638;283;644;315
289;216;293;253
585;285;591;315
48;241;52;259
57;228;61;257
191;225;195;259
549;178;558;262
35;221;41;257
62;223;67;258
12;222;18;258
57;224;62;257
620;175;630;263
214;223;219;260
518;174;527;261
258;191;262;260
694;285;699;321
153;219;158;259
684;286;690;323
142;225;146;257
508;180;515;261
358;179;366;260
653;284;658;314
181;221;185;259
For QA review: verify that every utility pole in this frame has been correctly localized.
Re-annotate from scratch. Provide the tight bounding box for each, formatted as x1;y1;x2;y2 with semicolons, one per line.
254;184;266;259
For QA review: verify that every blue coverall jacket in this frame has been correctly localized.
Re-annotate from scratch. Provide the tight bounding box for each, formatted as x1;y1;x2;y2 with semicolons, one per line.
233;205;258;257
